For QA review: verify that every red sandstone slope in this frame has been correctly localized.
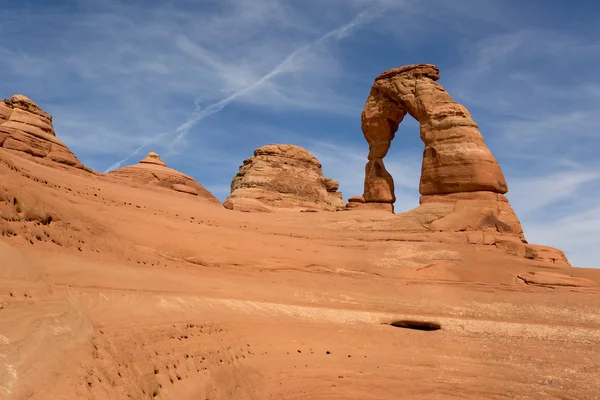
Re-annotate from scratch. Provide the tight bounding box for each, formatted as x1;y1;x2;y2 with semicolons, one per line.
109;151;220;204
1;145;599;400
0;84;599;399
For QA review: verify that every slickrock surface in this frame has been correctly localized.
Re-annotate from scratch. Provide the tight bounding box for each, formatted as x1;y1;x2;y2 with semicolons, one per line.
517;271;597;288
224;144;346;212
0;95;85;169
348;65;569;265
0;147;599;400
108;152;220;203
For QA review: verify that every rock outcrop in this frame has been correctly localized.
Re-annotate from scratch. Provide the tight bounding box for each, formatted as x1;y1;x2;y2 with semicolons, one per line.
349;64;569;266
0;94;85;169
361;64;506;204
109;152;220;203
224;144;346;212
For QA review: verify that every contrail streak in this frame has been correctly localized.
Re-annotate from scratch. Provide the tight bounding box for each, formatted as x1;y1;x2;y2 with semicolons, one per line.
104;4;386;173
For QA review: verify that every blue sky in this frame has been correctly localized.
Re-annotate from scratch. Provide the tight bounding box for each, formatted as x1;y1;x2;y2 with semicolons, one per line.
1;0;599;268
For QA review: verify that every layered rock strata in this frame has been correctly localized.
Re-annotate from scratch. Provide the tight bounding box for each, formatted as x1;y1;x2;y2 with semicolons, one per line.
350;64;569;266
224;144;346;212
0;94;85;169
109;152;220;203
361;64;506;204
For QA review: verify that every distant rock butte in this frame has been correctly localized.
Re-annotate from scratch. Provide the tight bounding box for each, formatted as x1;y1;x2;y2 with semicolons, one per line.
0;94;86;169
108;152;220;203
140;151;166;167
224;144;346;212
347;64;569;266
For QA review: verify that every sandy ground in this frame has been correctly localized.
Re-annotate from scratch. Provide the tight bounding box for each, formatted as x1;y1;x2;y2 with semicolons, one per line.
1;149;599;400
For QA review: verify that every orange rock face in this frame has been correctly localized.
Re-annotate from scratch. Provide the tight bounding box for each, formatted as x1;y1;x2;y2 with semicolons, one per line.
0;94;86;169
361;64;507;200
354;65;569;265
224;144;346;212
108;152;220;203
0;113;596;400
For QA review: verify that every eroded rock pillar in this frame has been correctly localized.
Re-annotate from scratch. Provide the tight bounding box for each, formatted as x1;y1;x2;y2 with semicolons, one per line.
361;87;406;205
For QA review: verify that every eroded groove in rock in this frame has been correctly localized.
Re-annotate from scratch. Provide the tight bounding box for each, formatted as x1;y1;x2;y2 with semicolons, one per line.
517;271;597;288
389;320;442;331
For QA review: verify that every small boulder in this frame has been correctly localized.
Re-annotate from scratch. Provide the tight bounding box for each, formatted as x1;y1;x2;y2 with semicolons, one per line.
323;178;339;192
348;196;366;204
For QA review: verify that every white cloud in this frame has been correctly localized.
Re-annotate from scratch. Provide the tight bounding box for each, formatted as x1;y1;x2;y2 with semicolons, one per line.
508;171;600;215
1;0;401;173
525;205;600;268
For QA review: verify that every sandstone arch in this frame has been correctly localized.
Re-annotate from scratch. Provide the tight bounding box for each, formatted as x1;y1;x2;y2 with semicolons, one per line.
361;64;508;206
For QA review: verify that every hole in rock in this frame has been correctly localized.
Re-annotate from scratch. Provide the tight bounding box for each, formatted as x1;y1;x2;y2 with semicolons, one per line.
382;117;422;214
389;320;441;331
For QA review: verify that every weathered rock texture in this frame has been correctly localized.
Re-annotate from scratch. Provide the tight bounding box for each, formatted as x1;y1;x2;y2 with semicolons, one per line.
109;152;220;203
0;94;86;169
352;64;569;266
224;144;346;212
517;271;596;287
361;64;507;203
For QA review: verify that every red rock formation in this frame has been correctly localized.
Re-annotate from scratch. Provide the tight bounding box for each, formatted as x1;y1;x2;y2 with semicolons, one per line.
352;64;569;266
224;144;346;212
357;64;516;225
0;94;86;169
109;152;220;203
361;64;507;203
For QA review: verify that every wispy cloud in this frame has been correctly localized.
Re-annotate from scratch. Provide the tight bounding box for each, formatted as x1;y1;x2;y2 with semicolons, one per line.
104;3;391;172
1;0;394;166
525;204;600;268
508;171;600;215
508;169;600;268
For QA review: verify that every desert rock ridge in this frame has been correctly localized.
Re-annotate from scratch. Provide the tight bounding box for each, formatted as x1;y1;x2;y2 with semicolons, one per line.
108;151;220;203
0;82;599;399
0;94;87;170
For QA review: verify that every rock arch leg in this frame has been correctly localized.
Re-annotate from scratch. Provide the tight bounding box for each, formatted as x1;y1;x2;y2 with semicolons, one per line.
361;87;406;206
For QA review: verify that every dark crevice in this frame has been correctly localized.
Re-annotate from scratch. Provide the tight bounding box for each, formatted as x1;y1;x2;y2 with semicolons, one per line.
388;320;441;331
